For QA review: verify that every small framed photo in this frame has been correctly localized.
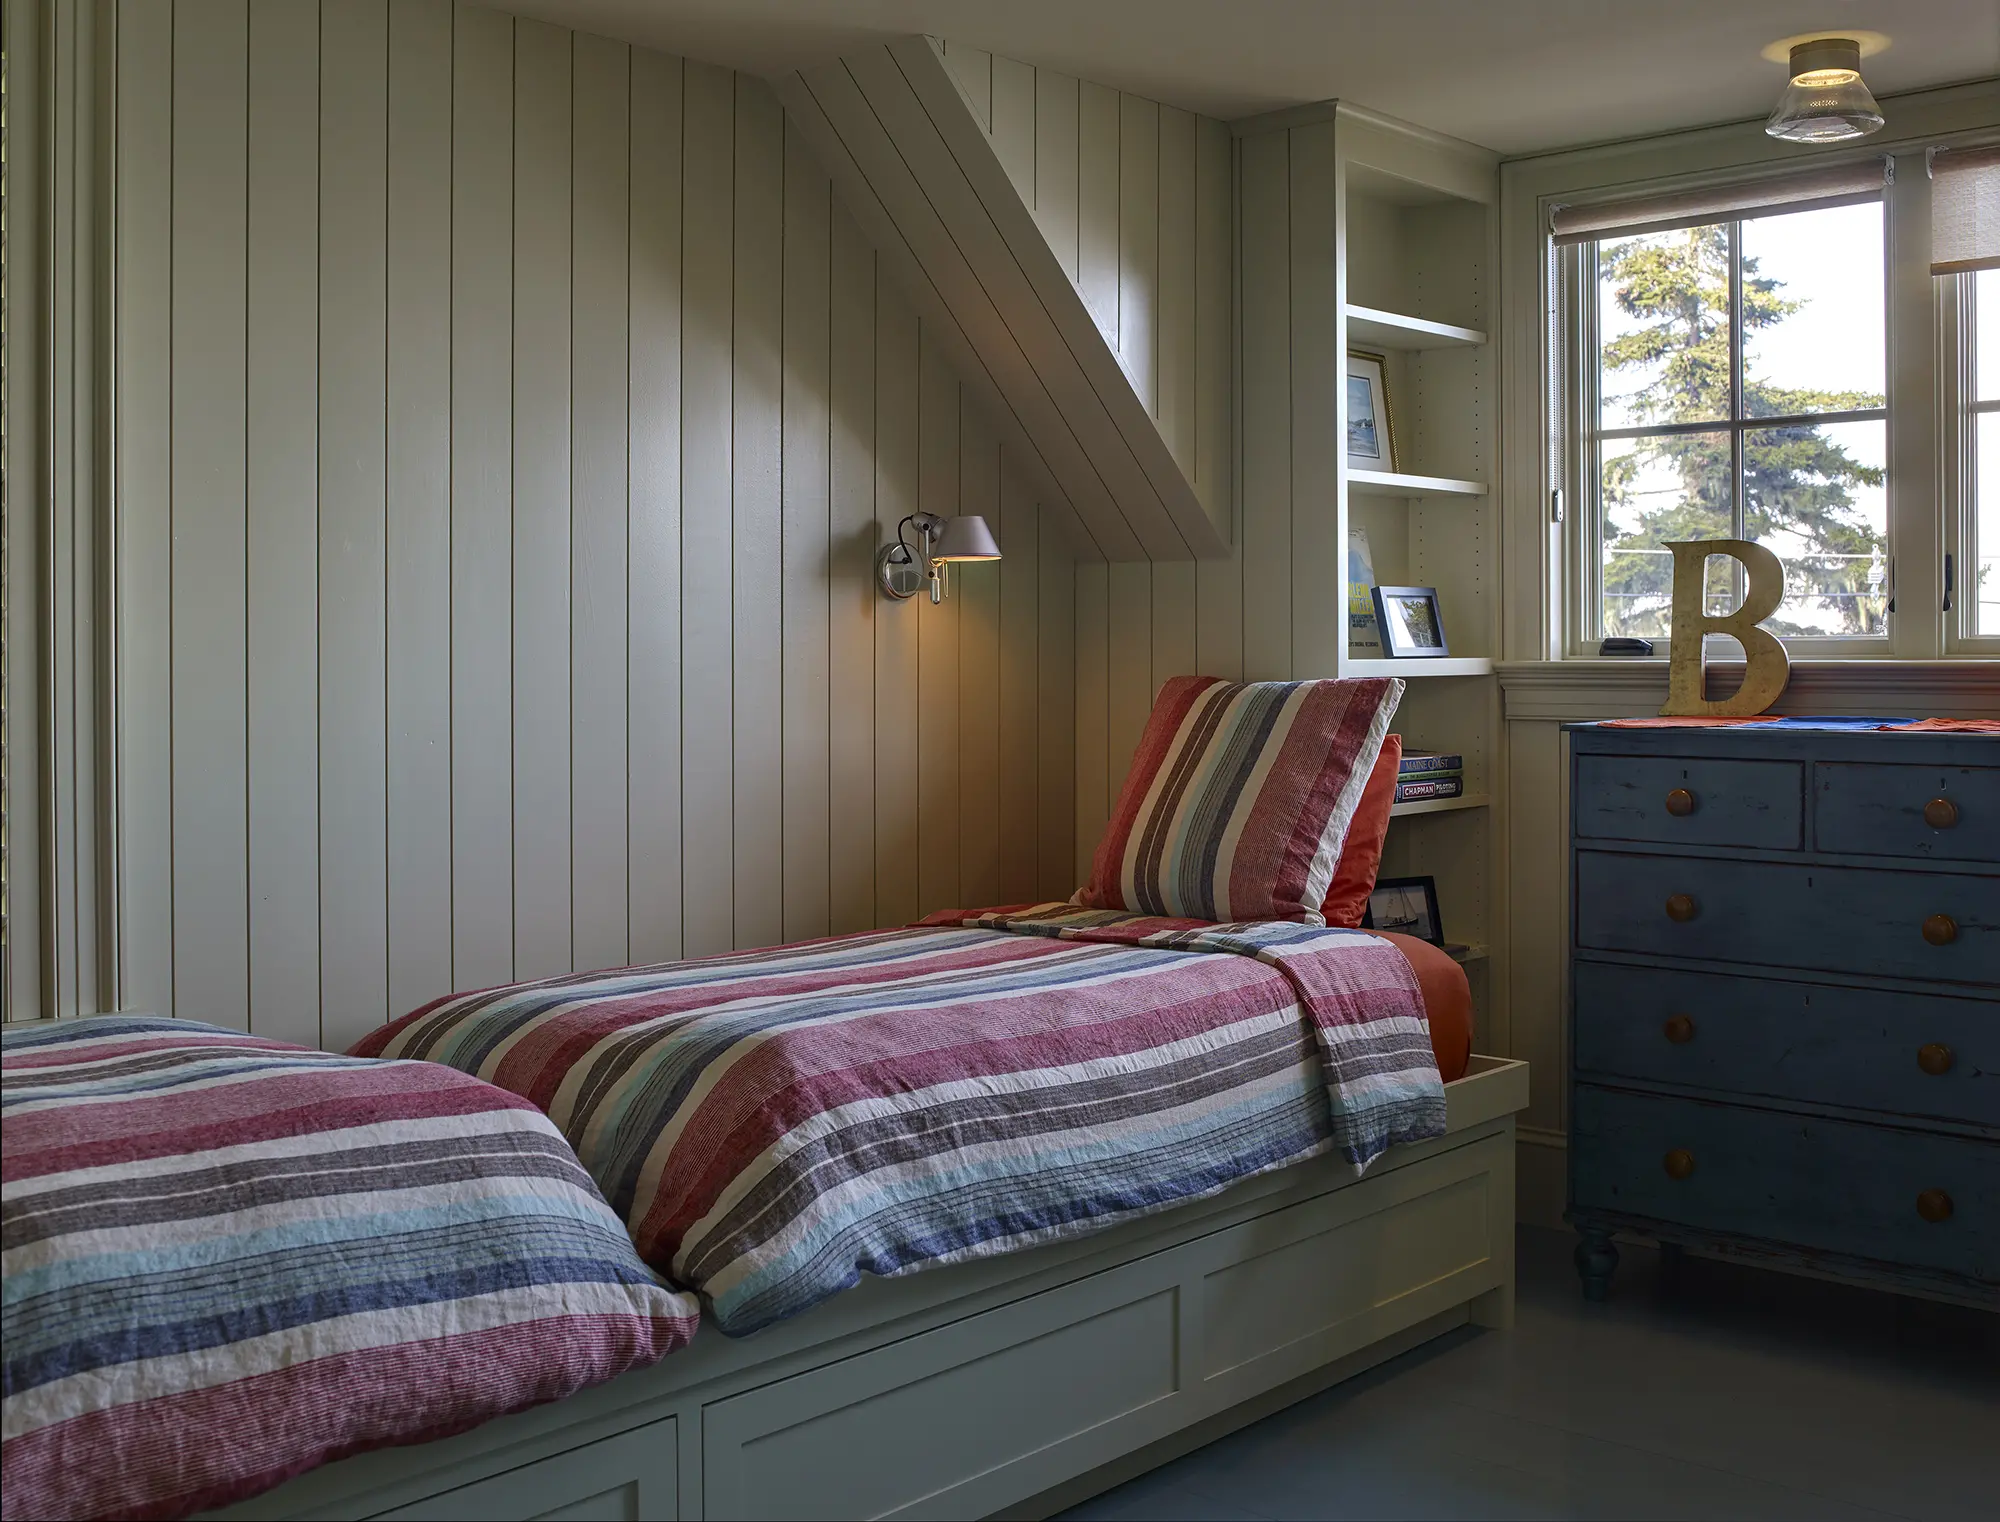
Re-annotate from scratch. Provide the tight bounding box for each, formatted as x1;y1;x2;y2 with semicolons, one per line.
1345;350;1396;470
1362;876;1443;947
1371;585;1449;658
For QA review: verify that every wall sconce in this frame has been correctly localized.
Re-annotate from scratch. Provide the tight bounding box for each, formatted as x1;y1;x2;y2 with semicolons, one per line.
876;513;1001;604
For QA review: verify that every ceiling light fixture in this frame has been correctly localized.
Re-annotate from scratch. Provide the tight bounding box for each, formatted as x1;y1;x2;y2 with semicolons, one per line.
1765;37;1885;143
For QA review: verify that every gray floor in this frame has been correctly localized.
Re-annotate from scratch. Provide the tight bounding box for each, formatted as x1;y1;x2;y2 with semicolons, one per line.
1059;1227;1999;1522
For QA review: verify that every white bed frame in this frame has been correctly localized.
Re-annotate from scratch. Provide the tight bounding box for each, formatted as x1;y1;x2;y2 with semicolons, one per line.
211;1056;1527;1522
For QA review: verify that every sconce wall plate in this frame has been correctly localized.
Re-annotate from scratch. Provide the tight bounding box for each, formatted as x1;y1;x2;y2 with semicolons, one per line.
877;542;923;600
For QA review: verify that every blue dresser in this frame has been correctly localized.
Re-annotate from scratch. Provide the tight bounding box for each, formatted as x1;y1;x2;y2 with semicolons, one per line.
1566;722;1999;1307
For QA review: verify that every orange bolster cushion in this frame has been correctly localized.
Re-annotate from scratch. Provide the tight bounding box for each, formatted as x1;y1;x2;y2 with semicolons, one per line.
1368;930;1472;1084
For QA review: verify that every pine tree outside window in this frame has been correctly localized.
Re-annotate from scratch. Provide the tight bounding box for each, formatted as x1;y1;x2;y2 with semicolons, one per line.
1577;200;1889;645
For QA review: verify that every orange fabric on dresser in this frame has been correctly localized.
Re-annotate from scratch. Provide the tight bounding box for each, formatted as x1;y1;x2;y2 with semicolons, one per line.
1369;930;1472;1083
1321;735;1402;929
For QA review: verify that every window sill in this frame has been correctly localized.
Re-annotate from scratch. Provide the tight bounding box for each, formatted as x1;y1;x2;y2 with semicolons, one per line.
1496;658;2000;722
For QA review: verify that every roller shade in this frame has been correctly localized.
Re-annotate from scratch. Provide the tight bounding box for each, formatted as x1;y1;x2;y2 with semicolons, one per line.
1930;144;2000;275
1551;159;1889;246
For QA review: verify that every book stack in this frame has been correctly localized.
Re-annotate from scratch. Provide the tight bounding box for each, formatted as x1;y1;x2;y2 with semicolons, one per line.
1395;747;1464;804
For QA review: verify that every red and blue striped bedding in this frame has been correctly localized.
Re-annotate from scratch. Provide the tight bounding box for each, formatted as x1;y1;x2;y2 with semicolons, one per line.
356;905;1444;1335
0;1017;700;1522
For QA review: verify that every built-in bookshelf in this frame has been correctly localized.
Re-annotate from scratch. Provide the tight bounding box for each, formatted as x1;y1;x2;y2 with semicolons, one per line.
1236;101;1500;1044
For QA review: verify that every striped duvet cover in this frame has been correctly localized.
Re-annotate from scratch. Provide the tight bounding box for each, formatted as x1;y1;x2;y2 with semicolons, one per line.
356;904;1445;1335
1;1017;701;1522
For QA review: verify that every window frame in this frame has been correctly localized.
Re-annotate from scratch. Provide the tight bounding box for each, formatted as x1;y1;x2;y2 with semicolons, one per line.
1944;270;2000;653
1562;196;1896;657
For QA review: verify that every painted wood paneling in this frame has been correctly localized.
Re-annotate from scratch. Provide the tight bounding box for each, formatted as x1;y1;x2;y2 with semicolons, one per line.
626;47;685;967
733;81;787;954
956;50;1232;546
101;6;1075;1041
958;403;1002;911
115;0;175;1017
917;335;962;915
781;122;833;944
873;286;922;932
510;20;574;984
385;0;455;1021
679;60;736;959
827;198;877;936
569;31;632;975
245;0;321;1048
318;1;392;1053
1238;131;1292;684
171;0;251;1030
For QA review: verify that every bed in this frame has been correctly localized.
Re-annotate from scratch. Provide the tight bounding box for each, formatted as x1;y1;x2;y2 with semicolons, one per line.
6;677;1527;1520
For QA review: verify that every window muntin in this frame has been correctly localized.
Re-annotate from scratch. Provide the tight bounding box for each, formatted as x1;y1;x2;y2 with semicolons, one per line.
1586;200;1889;642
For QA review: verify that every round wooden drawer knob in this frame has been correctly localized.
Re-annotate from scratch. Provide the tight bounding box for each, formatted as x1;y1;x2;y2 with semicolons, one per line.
1923;797;1959;829
1916;1189;1954;1224
1663;1148;1696;1181
1917;1043;1956;1076
1664;1014;1696;1044
1665;894;1699;923
1921;914;1958;947
1665;788;1698;817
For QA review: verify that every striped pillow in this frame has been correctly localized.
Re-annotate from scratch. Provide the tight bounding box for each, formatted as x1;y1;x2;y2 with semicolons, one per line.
1076;676;1404;924
1;1016;700;1522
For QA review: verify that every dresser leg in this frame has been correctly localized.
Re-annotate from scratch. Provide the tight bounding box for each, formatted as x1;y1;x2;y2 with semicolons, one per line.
1574;1227;1619;1302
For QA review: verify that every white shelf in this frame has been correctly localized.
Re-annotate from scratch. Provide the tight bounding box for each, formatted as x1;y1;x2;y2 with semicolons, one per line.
1345;657;1493;679
1447;943;1490;965
1345;304;1487;351
1350;469;1488;502
1388;791;1490;819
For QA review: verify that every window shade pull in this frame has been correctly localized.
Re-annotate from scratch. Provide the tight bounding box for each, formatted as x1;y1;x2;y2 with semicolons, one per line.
1942;553;1954;615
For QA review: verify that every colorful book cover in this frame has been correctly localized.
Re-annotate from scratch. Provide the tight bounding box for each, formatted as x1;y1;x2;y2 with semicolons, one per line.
1397;766;1466;782
1348;526;1381;656
1394;777;1466;801
1397;752;1463;775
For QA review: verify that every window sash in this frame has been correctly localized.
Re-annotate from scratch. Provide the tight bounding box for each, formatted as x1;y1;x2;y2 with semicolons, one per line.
1572;202;1894;648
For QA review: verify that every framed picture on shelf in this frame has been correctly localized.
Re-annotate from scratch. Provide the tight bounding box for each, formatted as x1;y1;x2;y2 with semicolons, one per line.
1362;876;1443;946
1371;585;1449;658
1345;350;1396;470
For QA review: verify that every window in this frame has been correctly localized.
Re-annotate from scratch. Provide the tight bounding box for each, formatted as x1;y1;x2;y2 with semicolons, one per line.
1969;268;2000;636
1579;198;1887;644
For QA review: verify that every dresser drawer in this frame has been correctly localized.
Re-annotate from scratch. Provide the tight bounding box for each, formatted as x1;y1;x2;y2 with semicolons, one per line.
1575;851;2000;986
1814;761;2000;862
1572;961;1998;1127
1574;755;1802;850
1571;1085;1998;1283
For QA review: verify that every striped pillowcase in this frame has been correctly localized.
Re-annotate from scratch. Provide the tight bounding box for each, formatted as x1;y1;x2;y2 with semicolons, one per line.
1076;676;1404;924
2;1016;700;1522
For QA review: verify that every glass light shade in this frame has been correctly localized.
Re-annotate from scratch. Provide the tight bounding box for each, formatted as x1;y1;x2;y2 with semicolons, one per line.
1766;39;1883;142
931;514;1001;561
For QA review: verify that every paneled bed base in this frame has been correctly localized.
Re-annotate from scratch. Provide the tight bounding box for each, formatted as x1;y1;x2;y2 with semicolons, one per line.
212;1057;1528;1522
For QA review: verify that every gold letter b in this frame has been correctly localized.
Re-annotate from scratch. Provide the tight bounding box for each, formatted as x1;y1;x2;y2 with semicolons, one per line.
1660;539;1791;717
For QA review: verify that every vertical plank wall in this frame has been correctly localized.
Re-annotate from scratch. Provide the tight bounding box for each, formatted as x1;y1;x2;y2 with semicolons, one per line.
111;1;1077;1047
943;51;1490;1010
937;44;1238;877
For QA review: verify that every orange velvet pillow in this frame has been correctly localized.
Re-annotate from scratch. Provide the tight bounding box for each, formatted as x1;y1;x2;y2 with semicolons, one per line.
1321;734;1400;928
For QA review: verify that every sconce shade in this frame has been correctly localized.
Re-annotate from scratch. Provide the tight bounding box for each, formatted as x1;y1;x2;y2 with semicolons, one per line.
932;515;1001;561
